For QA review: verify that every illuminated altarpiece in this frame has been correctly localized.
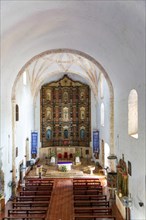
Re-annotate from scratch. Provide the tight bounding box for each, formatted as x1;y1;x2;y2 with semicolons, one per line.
40;75;91;149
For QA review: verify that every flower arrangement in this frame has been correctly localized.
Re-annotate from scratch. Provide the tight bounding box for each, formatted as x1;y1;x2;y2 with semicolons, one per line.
60;165;67;172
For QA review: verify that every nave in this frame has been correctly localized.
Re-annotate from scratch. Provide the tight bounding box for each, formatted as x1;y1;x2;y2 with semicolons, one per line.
0;164;124;220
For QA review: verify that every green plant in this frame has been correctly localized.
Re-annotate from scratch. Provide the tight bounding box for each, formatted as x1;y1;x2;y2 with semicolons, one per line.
50;151;56;158
60;165;67;172
75;151;80;157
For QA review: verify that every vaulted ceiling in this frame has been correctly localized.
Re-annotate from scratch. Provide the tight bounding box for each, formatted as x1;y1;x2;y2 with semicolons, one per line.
1;1;145;96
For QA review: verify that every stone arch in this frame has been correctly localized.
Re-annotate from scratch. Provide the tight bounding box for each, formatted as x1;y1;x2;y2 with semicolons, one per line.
11;48;114;153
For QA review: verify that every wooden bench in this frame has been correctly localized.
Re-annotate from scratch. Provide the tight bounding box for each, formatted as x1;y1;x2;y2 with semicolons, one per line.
22;186;53;191
15;195;51;201
19;190;52;196
25;178;54;183
25;182;53;186
74;207;112;214
12;201;49;208
74;215;116;220
73;178;100;183
73;182;101;186
74;200;109;207
73;189;103;195
8;209;47;216
73;185;102;190
74;195;107;201
3;216;46;220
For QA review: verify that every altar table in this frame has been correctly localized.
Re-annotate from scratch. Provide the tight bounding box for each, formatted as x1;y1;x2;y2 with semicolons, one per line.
57;161;72;171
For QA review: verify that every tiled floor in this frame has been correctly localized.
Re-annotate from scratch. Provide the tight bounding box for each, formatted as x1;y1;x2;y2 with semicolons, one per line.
48;179;74;220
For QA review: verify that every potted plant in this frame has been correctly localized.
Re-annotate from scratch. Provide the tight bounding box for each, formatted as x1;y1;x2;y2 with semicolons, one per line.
60;165;67;172
50;151;56;164
75;151;81;164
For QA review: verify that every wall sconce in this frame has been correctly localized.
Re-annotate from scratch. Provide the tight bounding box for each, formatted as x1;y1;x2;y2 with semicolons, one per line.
139;202;144;207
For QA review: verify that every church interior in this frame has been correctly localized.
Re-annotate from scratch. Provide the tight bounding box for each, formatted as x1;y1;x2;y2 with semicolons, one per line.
0;1;145;220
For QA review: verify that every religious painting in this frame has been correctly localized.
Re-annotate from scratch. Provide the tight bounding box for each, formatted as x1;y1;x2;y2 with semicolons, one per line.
64;129;68;138
46;127;52;141
80;126;85;140
63;126;69;139
128;161;132;176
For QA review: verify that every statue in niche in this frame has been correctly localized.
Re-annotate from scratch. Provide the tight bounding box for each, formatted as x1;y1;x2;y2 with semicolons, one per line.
46;89;51;100
80;128;85;140
80;91;85;100
80;107;85;120
64;129;68;139
46;107;52;119
63;107;69;121
63;92;68;102
46;129;52;141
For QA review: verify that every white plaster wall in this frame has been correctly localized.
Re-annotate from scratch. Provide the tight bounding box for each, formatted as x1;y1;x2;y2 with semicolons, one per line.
1;73;34;201
114;80;145;219
96;76;111;166
1;76;15;201
14;76;34;181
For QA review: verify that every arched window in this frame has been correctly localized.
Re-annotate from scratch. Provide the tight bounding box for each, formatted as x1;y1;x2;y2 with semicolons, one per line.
101;103;104;126
23;71;27;85
100;73;104;99
128;89;138;139
16;104;19;121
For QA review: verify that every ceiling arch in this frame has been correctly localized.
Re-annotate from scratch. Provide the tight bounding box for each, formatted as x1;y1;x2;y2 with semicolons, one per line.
11;48;114;102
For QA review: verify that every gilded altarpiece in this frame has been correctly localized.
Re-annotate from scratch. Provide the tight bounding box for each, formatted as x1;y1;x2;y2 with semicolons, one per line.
40;75;91;148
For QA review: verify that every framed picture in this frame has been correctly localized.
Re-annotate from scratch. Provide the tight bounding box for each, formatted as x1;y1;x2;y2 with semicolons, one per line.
128;161;132;176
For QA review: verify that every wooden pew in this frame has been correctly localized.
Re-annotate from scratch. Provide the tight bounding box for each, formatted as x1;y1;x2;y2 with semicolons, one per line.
73;189;103;195
12;201;49;208
74;207;112;214
19;190;52;196
15;195;51;202
73;185;102;190
74;194;107;201
3;216;46;220
8;209;47;216
74;215;116;220
25;178;54;184
73;182;101;187
22;186;53;191
25;182;53;186
74;200;109;207
73;178;100;183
